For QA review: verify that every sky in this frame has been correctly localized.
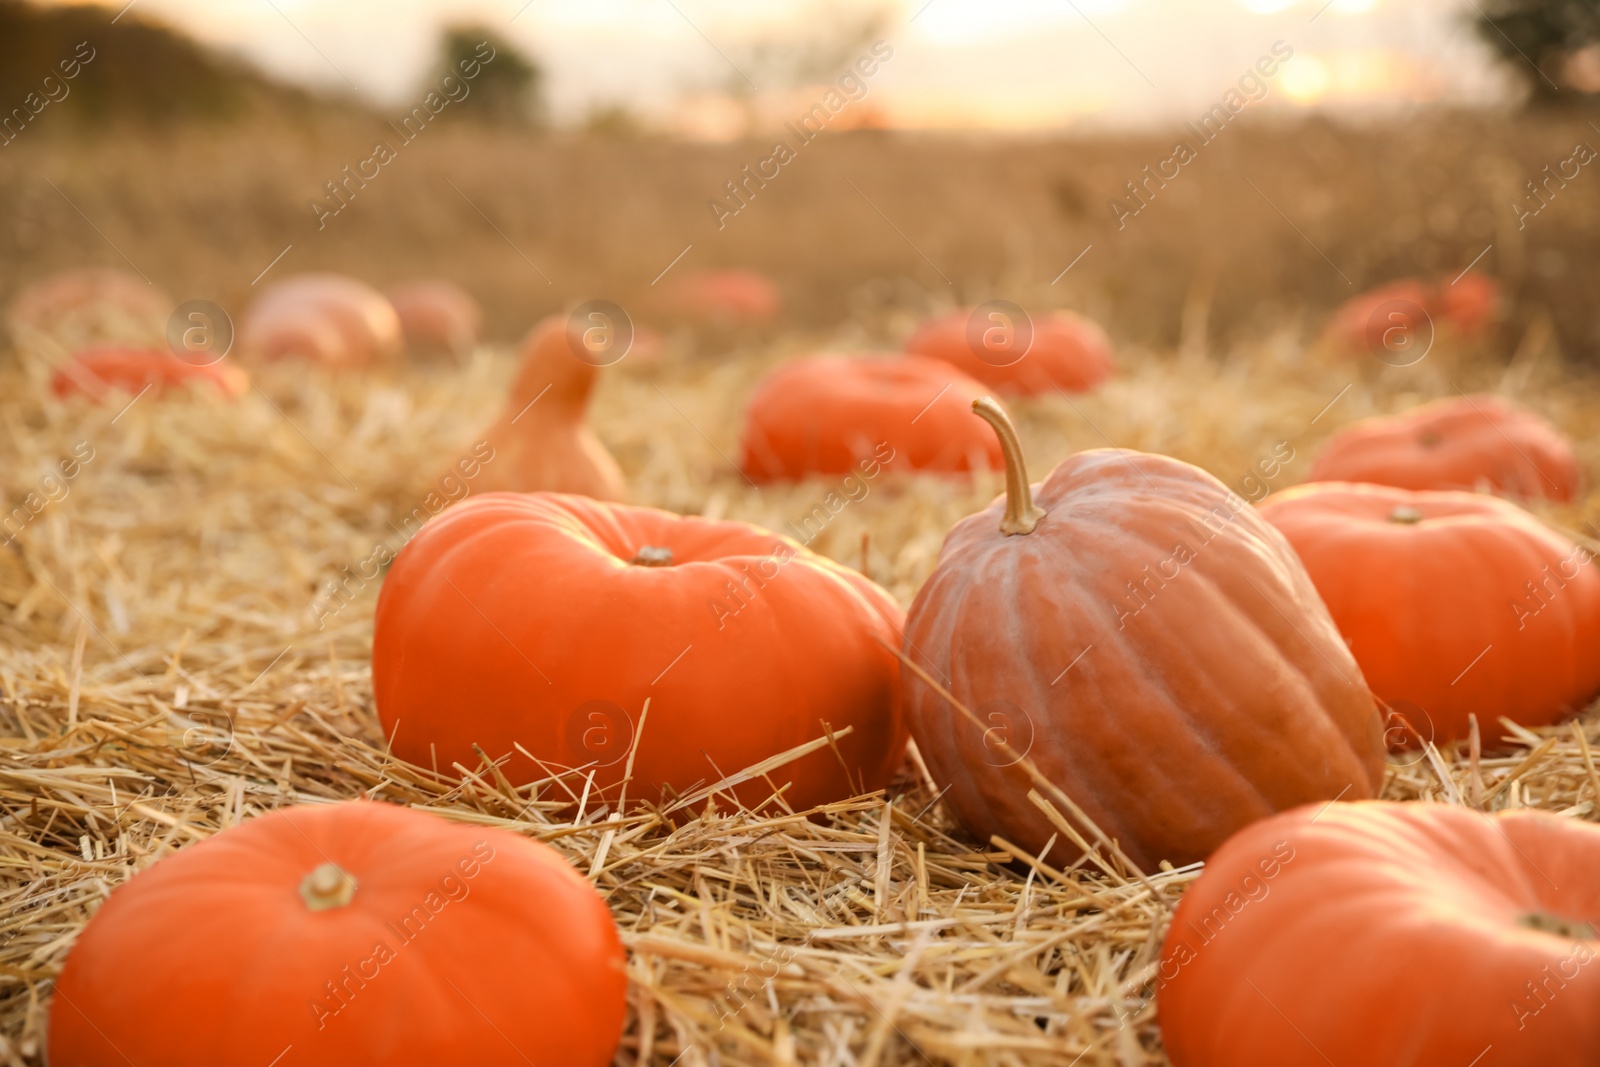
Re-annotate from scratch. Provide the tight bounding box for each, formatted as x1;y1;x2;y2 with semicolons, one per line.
87;0;1518;133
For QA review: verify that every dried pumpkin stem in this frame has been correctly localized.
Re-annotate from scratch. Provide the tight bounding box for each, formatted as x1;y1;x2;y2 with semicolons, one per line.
971;396;1047;536
631;545;674;566
1521;912;1595;940
300;862;357;911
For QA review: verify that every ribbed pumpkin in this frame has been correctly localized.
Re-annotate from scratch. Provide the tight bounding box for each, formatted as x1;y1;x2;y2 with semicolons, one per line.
241;273;402;367
470;315;626;501
904;307;1113;395
51;346;248;401
6;267;171;344
1257;482;1600;747
372;492;906;811
900;398;1384;871
740;353;1001;480
1309;394;1578;501
386;280;481;358
50;801;625;1067
1159;802;1600;1066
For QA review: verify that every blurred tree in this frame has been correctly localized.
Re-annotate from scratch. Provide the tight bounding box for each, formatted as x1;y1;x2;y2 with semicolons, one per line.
435;26;544;128
1474;0;1600;105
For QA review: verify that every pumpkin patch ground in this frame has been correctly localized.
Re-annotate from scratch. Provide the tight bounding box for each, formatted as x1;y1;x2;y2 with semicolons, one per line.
4;319;1599;1066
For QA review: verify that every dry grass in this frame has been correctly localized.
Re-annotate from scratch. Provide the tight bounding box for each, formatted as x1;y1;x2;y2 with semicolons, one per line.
5;111;1600;357
1;293;1599;1066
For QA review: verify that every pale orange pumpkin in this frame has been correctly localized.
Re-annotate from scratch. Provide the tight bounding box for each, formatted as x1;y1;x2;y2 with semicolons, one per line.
242;274;402;367
469;315;626;500
386;280;481;358
6;268;171;345
900;398;1384;871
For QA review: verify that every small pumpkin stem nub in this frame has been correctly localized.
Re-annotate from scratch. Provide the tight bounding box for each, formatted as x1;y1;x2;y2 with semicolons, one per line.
1521;912;1596;940
300;863;357;911
631;546;674;567
1389;505;1424;525
971;396;1047;536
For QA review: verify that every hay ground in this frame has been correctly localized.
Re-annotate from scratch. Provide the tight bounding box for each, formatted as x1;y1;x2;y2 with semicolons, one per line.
2;315;1599;1067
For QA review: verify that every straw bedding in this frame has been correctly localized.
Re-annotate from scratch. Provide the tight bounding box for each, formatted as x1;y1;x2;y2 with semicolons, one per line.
1;319;1597;1066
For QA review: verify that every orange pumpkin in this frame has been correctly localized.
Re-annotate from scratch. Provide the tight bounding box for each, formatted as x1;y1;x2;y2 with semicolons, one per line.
1159;801;1600;1066
663;268;780;325
1323;278;1434;353
1325;273;1500;353
372;493;906;810
386;280;481;358
1257;482;1600;747
242;273;402;367
50;346;248;401
1436;269;1500;335
1309;394;1579;501
470;315;626;500
6;267;171;344
740;354;1001;480
900;398;1384;871
904;307;1113;395
50;801;625;1067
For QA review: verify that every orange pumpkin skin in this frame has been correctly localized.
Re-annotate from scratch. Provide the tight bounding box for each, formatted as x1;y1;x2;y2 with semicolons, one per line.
386;280;481;357
471;316;626;501
51;346;248;400
1159;802;1600;1067
666;268;780;325
372;492;906;810
1257;483;1600;746
1436;270;1500;335
6;268;171;339
904;308;1113;395
1309;394;1579;501
740;354;1002;480
1325;274;1499;351
49;801;626;1067
242;274;403;367
902;431;1384;871
1323;278;1434;351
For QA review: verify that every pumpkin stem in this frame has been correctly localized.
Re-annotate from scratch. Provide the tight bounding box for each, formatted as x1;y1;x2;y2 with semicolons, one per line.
300;863;357;911
1521;912;1595;940
1389;505;1424;525
631;546;674;566
971;396;1046;536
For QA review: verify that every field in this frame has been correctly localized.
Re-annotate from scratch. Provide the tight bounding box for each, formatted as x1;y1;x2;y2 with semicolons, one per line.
2;114;1600;1065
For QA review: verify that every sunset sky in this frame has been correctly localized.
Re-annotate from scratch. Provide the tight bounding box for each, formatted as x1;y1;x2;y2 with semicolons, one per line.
87;0;1517;132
